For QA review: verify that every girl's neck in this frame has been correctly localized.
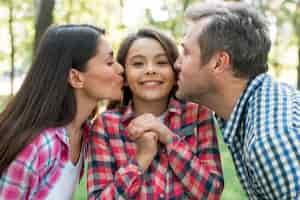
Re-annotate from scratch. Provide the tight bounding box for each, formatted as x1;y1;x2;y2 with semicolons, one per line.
133;97;169;117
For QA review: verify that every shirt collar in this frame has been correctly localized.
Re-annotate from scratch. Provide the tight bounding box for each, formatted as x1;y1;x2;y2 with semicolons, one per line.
120;97;182;123
52;127;69;146
219;73;267;145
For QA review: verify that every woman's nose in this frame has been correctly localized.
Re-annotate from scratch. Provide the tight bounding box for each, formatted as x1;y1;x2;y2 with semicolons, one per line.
114;62;124;75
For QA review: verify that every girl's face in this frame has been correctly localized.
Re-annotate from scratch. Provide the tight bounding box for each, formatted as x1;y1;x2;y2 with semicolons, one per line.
80;36;124;101
125;38;175;103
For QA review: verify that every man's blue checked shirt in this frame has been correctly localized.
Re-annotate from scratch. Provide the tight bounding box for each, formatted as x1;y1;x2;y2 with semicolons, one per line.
219;73;300;199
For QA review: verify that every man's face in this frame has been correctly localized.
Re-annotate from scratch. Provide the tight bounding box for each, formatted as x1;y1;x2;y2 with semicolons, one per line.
175;19;216;104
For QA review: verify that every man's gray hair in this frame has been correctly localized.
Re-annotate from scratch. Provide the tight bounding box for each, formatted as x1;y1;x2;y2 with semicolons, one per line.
185;1;271;79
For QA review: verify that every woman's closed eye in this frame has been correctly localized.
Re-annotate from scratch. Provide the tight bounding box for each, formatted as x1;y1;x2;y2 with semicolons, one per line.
107;61;115;66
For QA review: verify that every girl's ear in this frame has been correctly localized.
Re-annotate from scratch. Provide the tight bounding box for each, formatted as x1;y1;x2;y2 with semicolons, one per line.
68;68;85;89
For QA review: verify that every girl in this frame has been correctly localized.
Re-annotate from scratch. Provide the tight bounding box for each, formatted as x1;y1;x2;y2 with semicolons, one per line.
87;28;223;199
0;24;123;199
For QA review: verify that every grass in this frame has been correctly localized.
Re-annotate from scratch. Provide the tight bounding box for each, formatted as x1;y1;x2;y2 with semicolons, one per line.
0;96;246;199
217;131;247;200
74;175;87;200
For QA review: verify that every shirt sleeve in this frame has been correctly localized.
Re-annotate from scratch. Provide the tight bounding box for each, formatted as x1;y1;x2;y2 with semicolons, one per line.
166;108;224;200
248;127;300;199
0;143;40;200
87;116;143;200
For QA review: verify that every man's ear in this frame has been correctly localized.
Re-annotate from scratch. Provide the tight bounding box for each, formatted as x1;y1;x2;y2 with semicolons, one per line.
68;68;85;89
213;51;231;73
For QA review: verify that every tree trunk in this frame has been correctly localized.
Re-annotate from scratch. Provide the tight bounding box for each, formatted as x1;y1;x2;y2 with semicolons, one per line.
65;0;73;23
34;0;55;55
183;0;192;11
8;0;15;96
119;0;125;28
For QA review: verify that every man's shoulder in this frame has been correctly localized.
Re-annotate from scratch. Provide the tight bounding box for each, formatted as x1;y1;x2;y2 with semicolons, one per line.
256;74;299;98
244;75;300;146
248;75;300;118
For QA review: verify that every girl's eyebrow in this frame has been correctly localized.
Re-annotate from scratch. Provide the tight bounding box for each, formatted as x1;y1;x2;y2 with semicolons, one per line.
128;52;167;60
128;55;144;60
154;53;167;58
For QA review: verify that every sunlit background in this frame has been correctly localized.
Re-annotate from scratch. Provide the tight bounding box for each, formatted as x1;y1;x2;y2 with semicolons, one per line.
0;0;299;199
0;0;299;96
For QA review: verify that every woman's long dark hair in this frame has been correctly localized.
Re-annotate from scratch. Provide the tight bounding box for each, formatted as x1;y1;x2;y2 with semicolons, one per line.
0;24;105;175
108;28;179;109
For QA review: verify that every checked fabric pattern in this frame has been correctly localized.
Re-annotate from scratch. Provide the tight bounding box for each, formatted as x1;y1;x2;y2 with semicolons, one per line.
87;98;224;200
219;73;300;199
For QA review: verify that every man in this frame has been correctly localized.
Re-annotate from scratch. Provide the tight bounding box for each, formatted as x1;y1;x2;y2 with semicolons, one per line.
175;1;300;199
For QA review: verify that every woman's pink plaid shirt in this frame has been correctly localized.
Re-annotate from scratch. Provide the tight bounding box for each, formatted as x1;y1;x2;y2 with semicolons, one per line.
0;127;86;200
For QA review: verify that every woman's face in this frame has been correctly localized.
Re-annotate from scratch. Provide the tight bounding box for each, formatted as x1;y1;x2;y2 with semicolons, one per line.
125;38;175;103
81;36;124;101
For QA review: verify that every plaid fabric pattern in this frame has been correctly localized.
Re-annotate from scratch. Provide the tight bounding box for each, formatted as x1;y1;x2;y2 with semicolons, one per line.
87;98;224;200
219;73;300;199
0;127;85;200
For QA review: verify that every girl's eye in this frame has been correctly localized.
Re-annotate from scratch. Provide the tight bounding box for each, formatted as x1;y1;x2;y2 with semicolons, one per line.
132;62;144;67
157;60;168;65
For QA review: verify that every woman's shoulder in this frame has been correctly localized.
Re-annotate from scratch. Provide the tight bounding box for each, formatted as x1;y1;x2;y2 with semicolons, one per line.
13;127;64;173
32;128;66;167
33;127;65;150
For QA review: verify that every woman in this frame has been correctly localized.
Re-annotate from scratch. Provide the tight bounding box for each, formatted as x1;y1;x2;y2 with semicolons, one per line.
87;28;224;199
0;24;123;199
